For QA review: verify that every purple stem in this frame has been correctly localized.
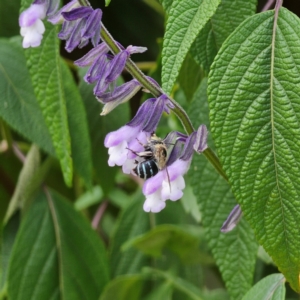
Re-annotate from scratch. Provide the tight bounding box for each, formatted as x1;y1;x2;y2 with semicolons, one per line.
261;0;275;11
92;201;108;229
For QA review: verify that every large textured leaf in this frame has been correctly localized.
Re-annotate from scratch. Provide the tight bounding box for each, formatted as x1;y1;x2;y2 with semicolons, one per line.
7;190;109;300
61;61;93;188
0;39;54;155
191;0;257;72
242;274;285;300
109;194;150;278
208;8;300;291
23;18;72;186
189;79;258;299
161;0;221;94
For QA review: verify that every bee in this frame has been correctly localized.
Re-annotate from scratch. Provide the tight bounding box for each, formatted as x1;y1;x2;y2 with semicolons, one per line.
132;134;168;179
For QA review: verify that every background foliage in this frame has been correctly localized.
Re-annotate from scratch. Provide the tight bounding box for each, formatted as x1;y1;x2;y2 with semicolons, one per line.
1;0;300;299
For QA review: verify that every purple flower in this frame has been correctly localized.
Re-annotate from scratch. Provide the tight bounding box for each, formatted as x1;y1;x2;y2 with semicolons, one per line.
19;3;47;48
104;95;171;174
97;79;142;115
221;205;243;233
142;125;208;213
57;6;103;52
19;0;77;48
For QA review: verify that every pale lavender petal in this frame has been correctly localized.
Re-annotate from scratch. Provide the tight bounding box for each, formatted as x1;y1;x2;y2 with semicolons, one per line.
104;125;140;148
143;190;166;213
167;159;190;181
122;158;137;174
126;45;147;54
194;124;208;153
74;43;109;67
107;141;128;166
161;176;185;201
221;205;243;233
19;4;47;27
142;171;164;195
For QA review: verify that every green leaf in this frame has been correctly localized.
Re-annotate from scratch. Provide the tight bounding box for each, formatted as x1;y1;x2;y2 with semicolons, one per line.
74;185;103;211
208;8;300;291
143;268;203;300
4;145;41;224
61;61;93;188
161;0;221;94
24;21;72;186
0;0;21;37
178;53;204;102
189;79;258;299
0;39;54;155
144;281;173;300
109;195;150;277
242;274;285;300
191;0;257;72
105;0;111;6
79;69;129;195
99;275;144;300
0;212;19;294
123;224;213;264
8;189;109;300
158;0;173;14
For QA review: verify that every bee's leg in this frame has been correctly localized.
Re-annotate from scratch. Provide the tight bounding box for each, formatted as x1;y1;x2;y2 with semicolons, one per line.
135;137;146;147
126;147;140;156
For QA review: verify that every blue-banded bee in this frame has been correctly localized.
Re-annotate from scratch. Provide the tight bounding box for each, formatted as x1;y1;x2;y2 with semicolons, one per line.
131;134;168;179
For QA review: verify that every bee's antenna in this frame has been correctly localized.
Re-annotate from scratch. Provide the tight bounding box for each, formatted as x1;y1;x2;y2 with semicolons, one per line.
166;167;171;193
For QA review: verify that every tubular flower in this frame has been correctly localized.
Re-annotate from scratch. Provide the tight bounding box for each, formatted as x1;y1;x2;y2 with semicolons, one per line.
58;6;103;52
104;95;172;175
75;44;147;102
142;125;208;213
19;0;66;48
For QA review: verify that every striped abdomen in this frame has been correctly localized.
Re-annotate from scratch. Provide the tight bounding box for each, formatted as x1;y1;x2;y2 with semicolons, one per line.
134;160;159;179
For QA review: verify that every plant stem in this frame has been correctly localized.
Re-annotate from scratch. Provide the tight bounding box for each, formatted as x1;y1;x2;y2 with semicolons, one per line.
79;0;228;181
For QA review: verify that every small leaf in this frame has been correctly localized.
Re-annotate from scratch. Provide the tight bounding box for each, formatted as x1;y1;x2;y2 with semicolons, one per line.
4;145;41;224
74;185;103;211
99;275;144;300
189;79;258;299
123;224;213;264
0;39;54;155
191;0;257;72
105;0;111;6
0;212;19;293
109;194;150;277
242;274;285;300
24;22;73;186
161;0;221;94
8;189;109;300
208;8;300;291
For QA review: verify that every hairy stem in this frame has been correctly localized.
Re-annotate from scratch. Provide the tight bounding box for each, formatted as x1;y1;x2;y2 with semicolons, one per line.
79;0;228;181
